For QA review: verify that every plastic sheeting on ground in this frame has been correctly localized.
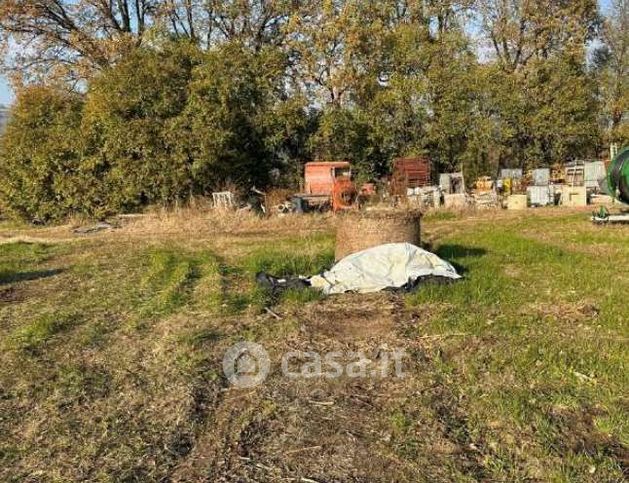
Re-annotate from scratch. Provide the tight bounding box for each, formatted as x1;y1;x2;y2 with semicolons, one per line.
308;243;461;295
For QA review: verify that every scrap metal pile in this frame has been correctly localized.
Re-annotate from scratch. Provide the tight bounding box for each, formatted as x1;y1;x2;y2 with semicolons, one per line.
210;148;628;215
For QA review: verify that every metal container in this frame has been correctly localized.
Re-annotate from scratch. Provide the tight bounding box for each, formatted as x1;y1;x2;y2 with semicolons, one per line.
560;186;587;207
501;168;523;179
507;194;528;210
391;157;432;196
565;163;585;186
584;161;606;190
439;172;465;194
532;168;550;186
527;186;553;206
439;173;452;194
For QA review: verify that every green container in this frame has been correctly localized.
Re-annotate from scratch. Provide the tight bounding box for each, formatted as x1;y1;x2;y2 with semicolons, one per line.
608;147;629;204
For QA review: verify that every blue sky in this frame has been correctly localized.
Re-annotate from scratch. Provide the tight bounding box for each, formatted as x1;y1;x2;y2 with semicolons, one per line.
0;77;12;105
0;0;614;105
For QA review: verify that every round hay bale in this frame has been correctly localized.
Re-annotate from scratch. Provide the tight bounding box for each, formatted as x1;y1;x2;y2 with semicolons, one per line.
335;209;421;261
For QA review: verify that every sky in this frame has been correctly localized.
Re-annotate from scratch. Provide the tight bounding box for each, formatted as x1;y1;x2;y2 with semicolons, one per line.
0;0;615;106
0;77;12;105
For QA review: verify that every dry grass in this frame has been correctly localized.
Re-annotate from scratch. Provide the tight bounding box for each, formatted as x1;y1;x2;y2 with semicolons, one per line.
119;205;333;237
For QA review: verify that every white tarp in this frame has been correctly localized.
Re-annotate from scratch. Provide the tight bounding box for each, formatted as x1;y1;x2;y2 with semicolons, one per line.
309;243;461;295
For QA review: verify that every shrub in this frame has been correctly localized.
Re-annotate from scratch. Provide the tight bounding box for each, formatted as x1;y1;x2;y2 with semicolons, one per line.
80;41;201;215
0;41;309;223
180;43;299;191
0;86;84;222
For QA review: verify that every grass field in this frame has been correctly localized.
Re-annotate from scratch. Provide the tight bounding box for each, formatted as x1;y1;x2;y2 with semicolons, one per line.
0;208;627;482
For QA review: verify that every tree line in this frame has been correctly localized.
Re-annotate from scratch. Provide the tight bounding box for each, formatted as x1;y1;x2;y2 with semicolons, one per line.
0;0;627;221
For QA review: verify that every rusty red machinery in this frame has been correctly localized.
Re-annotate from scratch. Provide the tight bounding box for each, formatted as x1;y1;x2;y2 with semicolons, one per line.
331;176;358;212
390;156;432;196
290;161;358;213
304;161;351;196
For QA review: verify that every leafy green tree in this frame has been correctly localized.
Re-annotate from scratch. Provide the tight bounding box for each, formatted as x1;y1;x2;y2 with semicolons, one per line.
179;42;307;190
476;0;600;72
519;55;600;165
286;0;391;107
0;86;83;222
472;0;601;169
422;31;482;173
80;41;201;215
307;107;376;179
204;0;296;49
593;0;629;147
362;75;429;175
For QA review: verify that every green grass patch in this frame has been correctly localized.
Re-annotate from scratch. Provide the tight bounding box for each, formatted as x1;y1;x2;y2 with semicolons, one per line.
174;327;223;376
142;249;199;311
8;310;81;352
400;218;628;481
133;248;223;325
280;287;325;305
55;362;111;401
242;247;333;277
422;210;460;222
0;242;63;284
217;235;334;313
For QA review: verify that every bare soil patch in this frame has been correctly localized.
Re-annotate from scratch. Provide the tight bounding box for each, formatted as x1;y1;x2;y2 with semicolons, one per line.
525;301;600;323
0;286;24;303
